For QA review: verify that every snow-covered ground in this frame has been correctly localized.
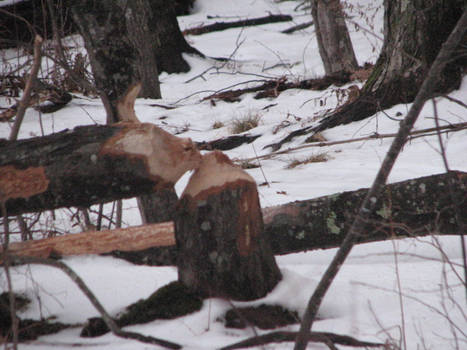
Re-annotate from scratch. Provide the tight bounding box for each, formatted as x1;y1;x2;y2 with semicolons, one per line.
1;0;466;349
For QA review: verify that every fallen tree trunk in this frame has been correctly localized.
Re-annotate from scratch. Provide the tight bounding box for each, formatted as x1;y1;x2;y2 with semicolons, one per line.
264;170;466;254
3;171;464;263
0;123;201;217
196;134;260;151
183;14;292;36
204;74;351;103
2;222;174;261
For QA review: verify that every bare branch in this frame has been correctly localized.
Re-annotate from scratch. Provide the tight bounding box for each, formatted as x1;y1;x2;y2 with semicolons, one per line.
294;8;467;350
9;35;43;141
221;330;384;350
241;122;467;163
7;255;182;350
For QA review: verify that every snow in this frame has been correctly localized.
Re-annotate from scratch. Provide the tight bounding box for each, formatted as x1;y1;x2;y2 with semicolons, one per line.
1;0;466;349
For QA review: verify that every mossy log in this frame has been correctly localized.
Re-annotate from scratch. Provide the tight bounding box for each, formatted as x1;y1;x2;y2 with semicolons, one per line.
175;152;282;300
264;171;466;254
0;123;201;216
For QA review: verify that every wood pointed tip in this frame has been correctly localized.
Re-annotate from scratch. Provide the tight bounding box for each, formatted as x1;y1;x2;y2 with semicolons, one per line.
182;151;255;199
117;83;142;123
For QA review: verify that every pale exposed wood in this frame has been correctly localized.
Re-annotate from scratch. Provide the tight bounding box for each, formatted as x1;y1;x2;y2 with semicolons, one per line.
1;222;175;260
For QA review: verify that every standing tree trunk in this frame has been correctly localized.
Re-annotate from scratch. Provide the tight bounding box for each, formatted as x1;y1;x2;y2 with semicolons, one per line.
68;0;161;123
311;0;359;76
175;152;282;301
148;0;203;74
313;0;466;132
125;0;162;99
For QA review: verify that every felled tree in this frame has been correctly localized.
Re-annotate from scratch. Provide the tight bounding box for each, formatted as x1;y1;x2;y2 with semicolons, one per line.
175;152;282;301
0;123;201;216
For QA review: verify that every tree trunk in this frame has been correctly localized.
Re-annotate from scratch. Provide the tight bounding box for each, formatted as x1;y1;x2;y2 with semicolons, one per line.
264;170;467;254
313;0;466;132
137;188;178;225
311;0;358;76
0;123;201;216
148;0;203;74
125;0;162;99
175;152;282;300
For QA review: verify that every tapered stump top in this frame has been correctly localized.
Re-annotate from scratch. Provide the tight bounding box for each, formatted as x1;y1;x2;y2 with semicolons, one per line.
175;151;282;300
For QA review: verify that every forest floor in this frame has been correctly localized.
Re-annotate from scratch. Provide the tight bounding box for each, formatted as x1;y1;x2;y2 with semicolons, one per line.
0;0;466;349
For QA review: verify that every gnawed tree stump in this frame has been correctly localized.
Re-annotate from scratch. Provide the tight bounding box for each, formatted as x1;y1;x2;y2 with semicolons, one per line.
0;122;201;216
175;151;282;300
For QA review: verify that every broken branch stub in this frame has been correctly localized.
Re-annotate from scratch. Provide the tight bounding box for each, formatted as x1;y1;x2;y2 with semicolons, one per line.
0;123;201;216
175;151;282;300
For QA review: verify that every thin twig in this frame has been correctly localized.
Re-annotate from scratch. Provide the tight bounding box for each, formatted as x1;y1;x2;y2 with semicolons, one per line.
281;20;314;34
239;122;467;163
1;197;19;349
221;330;384;350
293;9;467;350
9;35;43;141
432;99;467;301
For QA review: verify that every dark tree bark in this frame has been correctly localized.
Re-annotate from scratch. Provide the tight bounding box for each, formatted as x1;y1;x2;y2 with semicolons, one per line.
0;123;201;217
0;0;76;49
147;0;203;74
124;0;162;99
137;188;178;224
0;0;194;49
313;0;466;132
264;171;467;255
311;0;358;75
175;152;282;300
68;1;161;122
183;14;293;35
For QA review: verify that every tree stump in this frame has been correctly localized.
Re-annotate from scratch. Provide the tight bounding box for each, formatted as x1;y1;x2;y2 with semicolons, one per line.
175;151;282;301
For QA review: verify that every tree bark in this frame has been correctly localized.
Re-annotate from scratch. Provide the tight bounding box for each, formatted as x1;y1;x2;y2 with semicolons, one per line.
0;0;75;49
313;0;466;132
175;152;282;300
264;170;467;254
125;0;162;99
311;0;358;76
137;188;179;225
2;171;465;263
68;1;161;122
0;123;201;217
147;0;202;74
